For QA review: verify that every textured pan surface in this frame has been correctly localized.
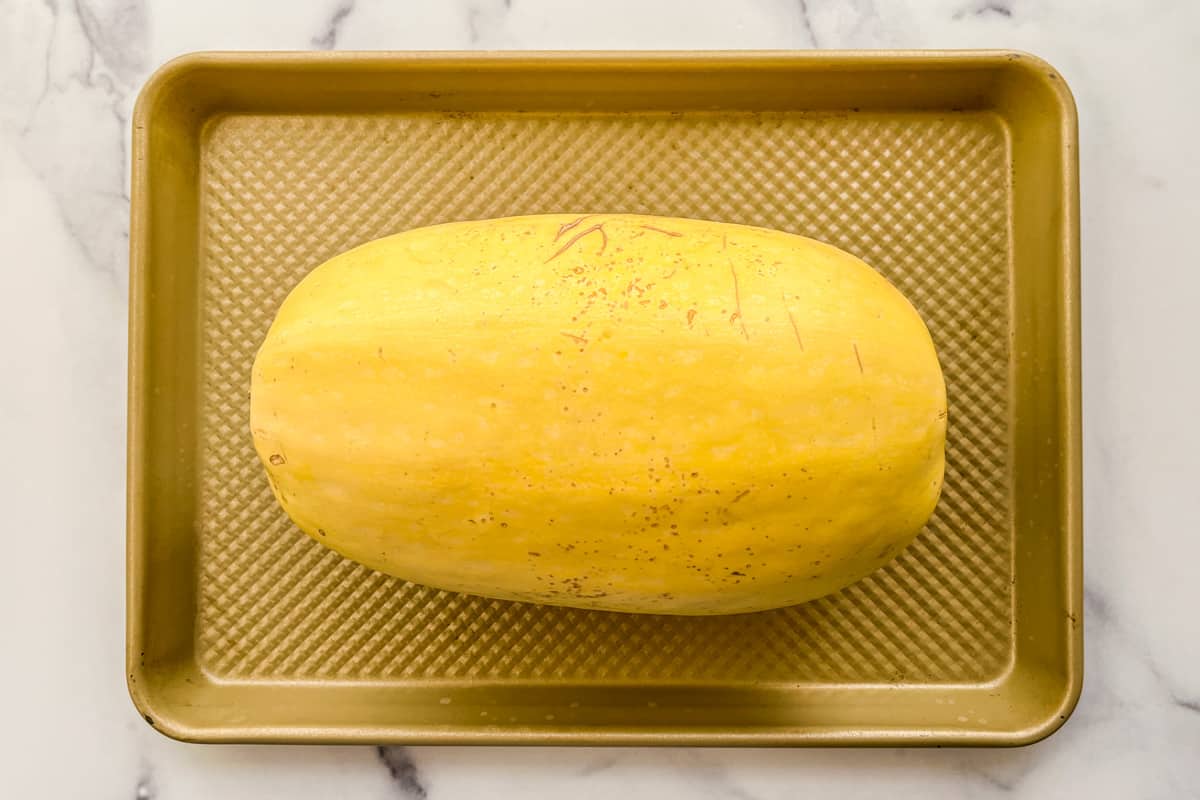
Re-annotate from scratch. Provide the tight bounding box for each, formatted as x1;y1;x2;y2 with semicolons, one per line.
128;51;1080;744
201;112;1008;681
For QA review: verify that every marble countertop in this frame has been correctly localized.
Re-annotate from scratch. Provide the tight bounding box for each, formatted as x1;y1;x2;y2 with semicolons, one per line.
2;0;1198;797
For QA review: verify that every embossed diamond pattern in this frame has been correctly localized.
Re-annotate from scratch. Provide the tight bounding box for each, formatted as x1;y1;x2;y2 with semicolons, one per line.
198;111;1011;682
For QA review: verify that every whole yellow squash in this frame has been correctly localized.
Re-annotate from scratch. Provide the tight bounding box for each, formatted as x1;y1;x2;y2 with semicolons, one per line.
251;214;946;614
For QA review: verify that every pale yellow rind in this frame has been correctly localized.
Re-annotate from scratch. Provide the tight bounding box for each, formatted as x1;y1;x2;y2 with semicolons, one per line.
250;214;946;614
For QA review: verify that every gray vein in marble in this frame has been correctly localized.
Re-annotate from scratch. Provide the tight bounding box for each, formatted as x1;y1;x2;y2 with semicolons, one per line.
6;137;123;281
85;66;133;203
952;1;1013;20
71;0;97;78
9;0;145;285
796;0;820;47
822;0;897;49
965;764;1016;793
1084;585;1113;623
466;5;482;44
24;0;58;132
73;0;147;82
1085;585;1200;721
1170;695;1200;713
465;0;513;45
312;0;355;50
377;746;427;799
130;755;156;800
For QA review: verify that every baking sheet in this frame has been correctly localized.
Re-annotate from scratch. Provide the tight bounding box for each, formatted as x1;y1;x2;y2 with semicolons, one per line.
127;51;1080;744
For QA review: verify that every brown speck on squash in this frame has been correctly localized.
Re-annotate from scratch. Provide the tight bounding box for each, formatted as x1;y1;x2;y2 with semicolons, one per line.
269;454;286;465
317;529;326;537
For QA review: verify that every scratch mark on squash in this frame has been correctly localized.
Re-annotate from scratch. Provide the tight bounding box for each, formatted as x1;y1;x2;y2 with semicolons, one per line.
560;331;589;346
555;215;593;241
785;305;804;351
853;342;864;373
732;489;751;503
546;224;607;263
640;225;682;237
729;262;749;340
686;308;697;328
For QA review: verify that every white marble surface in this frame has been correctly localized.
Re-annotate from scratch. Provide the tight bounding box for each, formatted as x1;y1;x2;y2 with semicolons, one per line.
1;0;1198;796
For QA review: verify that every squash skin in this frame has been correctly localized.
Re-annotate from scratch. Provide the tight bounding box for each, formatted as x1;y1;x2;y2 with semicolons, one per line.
250;214;946;615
